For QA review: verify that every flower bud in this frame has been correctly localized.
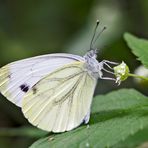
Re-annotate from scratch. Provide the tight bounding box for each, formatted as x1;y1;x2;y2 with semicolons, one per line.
114;61;129;84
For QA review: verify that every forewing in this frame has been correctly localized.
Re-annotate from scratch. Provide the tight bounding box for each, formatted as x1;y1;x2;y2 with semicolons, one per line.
22;62;97;132
0;53;84;107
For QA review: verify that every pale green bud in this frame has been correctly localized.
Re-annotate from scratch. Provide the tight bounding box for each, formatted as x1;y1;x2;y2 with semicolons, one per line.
114;61;129;84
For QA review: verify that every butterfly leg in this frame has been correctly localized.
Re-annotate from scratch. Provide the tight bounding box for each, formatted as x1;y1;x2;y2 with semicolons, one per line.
99;60;117;81
100;76;116;81
101;60;119;66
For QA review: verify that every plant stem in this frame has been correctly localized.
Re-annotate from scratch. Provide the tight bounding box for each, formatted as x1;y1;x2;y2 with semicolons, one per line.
128;73;148;81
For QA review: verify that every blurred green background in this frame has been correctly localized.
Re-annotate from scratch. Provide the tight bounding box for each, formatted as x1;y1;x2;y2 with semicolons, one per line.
0;0;148;147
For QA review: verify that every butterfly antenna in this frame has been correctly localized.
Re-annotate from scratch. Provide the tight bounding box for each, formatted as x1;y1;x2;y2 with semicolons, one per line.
90;20;100;49
93;26;107;45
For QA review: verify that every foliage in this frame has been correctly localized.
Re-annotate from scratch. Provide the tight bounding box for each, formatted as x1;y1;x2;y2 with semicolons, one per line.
124;33;148;68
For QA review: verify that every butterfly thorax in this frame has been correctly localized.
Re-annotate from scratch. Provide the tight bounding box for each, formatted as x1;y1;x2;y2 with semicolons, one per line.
83;49;103;79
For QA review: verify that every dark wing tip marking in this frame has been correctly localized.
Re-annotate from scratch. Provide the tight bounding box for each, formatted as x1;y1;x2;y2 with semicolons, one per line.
20;84;29;92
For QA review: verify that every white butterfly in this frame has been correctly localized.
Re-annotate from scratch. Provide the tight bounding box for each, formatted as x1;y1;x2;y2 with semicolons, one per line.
0;21;117;133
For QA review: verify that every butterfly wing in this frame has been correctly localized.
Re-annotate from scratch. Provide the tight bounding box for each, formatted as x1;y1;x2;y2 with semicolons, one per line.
22;62;97;132
0;53;84;107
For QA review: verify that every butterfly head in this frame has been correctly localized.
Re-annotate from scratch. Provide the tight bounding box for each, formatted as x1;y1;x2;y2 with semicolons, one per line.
84;48;98;59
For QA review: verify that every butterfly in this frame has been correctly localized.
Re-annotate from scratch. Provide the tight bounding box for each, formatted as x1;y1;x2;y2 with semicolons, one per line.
0;21;117;133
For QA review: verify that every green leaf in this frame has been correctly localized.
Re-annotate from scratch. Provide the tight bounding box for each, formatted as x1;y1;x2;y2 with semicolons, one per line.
30;89;148;148
124;33;148;68
113;126;148;148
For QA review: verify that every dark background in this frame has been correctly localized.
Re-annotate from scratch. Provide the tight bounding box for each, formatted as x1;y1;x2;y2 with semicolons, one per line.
0;0;148;147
